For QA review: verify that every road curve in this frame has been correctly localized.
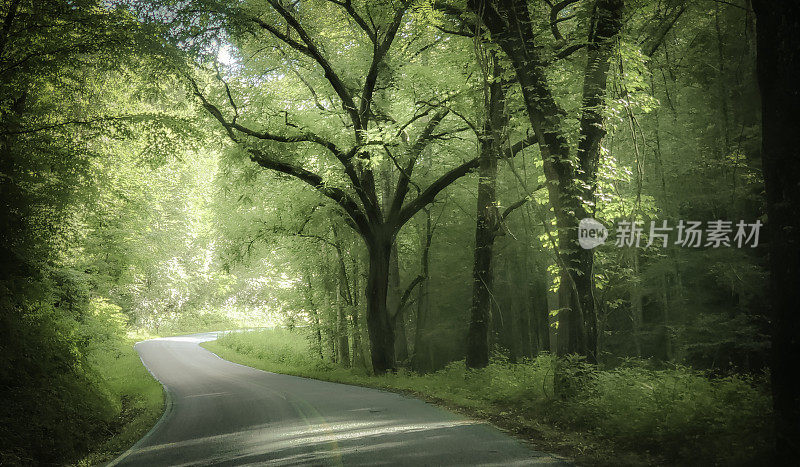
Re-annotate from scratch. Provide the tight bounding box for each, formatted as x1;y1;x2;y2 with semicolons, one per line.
110;332;568;466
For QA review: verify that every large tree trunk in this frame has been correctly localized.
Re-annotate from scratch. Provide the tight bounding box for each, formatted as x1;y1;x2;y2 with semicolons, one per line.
466;55;504;368
466;127;498;368
751;1;800;460
365;234;396;374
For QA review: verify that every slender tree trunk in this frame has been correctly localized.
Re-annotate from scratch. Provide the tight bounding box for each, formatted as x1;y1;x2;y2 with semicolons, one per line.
466;132;498;368
660;274;673;361
516;253;533;359
466;76;502;367
337;274;350;367
411;208;433;372
306;275;324;360
330;222;352;367
467;50;508;369
714;3;731;157
350;254;363;367
390;244;409;363
630;249;644;357
531;271;551;356
521;205;551;355
751;2;800;460
650;77;676;361
322;254;338;362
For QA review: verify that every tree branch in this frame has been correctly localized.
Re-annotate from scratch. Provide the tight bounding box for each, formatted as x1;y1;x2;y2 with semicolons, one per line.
188;74;370;236
326;0;376;42
550;0;579;42
641;5;686;57
389;108;450;223
498;182;545;223
248;147;370;235
255;1;363;133
391;274;425;319
554;42;587;60
396;156;481;229
359;1;409;123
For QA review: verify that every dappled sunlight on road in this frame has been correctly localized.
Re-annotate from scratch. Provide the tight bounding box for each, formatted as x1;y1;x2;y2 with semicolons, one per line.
112;333;568;466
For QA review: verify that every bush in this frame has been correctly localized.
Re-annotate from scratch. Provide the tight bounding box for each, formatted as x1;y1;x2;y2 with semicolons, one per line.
579;364;771;462
1;295;163;465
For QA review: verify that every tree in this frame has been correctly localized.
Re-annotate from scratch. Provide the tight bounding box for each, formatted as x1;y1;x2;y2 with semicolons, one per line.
183;0;488;373
751;0;800;460
465;55;505;368
0;0;197;461
467;0;624;362
464;53;535;368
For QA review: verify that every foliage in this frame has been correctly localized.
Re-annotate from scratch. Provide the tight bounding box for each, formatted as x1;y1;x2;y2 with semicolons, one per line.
0;298;163;465
207;328;772;465
0;0;776;463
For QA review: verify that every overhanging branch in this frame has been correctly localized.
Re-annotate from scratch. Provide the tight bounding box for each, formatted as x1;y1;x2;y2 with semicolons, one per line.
396;156;481;229
389;108;450;222
248;147;370;235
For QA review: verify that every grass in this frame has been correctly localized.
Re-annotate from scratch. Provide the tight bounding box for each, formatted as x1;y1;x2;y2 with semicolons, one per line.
202;328;774;466
76;338;165;466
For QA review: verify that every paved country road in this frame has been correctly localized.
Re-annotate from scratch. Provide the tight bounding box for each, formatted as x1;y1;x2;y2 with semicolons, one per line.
109;332;569;466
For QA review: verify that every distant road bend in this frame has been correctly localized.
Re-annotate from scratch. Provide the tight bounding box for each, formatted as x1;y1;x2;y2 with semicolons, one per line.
110;332;568;466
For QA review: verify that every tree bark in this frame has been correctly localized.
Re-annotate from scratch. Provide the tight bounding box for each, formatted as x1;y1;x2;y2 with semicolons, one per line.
751;1;800;460
365;234;396;373
465;129;497;367
466;55;504;368
411;208;433;372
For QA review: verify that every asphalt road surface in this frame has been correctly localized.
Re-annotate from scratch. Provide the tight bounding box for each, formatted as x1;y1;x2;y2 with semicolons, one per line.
109;332;568;466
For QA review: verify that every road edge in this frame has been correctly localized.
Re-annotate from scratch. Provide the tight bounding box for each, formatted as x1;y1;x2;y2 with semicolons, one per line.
105;342;175;467
200;339;575;465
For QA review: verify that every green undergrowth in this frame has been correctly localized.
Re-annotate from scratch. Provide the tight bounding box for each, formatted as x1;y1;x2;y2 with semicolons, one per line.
1;298;164;466
203;328;773;466
75;338;164;466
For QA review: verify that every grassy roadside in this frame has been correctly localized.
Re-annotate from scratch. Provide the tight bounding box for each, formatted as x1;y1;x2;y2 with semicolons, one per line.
76;338;164;466
202;328;773;466
76;326;256;465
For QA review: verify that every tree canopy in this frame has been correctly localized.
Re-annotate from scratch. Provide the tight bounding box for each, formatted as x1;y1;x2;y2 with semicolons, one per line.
3;0;797;463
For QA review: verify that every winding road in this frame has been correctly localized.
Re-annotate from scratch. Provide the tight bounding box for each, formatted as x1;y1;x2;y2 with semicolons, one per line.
109;332;568;466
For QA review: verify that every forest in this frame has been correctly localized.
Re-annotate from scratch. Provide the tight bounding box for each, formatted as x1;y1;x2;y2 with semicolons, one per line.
1;0;798;465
